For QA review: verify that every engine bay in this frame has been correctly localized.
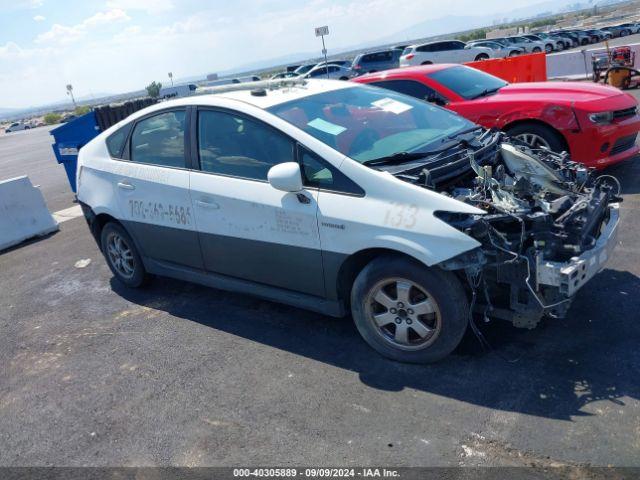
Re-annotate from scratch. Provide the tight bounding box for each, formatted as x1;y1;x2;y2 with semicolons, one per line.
386;130;622;328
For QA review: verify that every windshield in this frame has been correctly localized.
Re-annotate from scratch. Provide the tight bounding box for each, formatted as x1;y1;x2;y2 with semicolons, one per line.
294;64;315;75
428;65;507;100
267;84;474;163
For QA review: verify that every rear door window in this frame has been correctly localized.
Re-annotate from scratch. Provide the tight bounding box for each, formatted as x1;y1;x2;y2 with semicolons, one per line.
369;80;438;101
130;110;186;168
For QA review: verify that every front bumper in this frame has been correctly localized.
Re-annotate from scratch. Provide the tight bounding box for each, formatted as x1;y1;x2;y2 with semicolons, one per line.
536;204;619;297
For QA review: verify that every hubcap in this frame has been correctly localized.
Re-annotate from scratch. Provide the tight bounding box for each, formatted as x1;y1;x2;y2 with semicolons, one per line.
106;232;135;279
365;278;441;351
515;132;551;150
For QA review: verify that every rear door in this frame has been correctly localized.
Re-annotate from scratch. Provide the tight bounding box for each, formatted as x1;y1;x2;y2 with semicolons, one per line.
189;107;325;297
115;108;203;269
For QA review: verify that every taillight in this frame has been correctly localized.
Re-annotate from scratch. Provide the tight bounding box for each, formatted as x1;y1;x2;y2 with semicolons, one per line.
354;64;361;70
405;54;414;60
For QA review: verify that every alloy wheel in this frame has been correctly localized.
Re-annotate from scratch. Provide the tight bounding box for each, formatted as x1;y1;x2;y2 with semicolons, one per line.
365;278;441;351
106;232;135;279
515;132;552;149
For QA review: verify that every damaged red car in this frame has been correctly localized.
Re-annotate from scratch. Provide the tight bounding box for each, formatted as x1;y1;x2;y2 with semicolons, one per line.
353;64;640;169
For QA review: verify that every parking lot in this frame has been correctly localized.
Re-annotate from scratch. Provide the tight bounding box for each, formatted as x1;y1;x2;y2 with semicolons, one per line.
1;94;639;470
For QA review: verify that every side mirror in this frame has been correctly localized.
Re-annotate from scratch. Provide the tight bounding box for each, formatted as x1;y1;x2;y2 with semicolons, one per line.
268;162;304;192
426;92;447;106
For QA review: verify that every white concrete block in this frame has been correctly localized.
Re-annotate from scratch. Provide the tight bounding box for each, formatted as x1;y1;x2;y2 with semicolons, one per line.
0;176;59;251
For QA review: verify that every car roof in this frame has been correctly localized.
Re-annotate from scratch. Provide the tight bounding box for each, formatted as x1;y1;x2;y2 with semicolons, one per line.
355;64;456;81
156;79;357;111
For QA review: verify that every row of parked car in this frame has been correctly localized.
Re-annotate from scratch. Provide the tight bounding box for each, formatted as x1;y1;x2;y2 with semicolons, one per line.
268;20;640;80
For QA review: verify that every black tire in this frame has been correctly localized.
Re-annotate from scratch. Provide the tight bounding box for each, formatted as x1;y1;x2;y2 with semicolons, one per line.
100;222;150;288
621;29;630;37
505;122;565;153
545;44;553;53
532;47;542;53
474;53;490;61
421;61;433;65
350;255;469;364
339;76;349;81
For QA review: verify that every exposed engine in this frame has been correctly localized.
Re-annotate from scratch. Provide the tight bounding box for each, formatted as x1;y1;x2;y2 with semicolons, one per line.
390;130;621;328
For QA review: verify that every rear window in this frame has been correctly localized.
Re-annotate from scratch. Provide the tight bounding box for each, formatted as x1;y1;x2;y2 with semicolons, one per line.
106;125;130;158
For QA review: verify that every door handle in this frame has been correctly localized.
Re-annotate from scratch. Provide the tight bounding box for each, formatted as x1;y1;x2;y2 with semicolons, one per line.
117;181;135;191
196;199;220;210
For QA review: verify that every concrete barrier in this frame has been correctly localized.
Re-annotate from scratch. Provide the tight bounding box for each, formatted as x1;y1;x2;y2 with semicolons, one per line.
0;176;59;251
547;42;640;79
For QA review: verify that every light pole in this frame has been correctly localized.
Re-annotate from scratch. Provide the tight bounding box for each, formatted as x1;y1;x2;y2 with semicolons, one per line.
66;84;76;108
315;26;330;79
168;72;174;86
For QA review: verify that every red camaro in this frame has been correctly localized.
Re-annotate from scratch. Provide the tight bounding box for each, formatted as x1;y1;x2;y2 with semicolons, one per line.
353;64;640;169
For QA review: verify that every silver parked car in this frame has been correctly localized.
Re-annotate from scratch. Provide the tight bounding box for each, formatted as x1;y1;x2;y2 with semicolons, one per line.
4;122;30;133
466;40;524;58
303;64;353;80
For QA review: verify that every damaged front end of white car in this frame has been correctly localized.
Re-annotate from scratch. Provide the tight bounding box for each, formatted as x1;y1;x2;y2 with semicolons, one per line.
390;130;621;329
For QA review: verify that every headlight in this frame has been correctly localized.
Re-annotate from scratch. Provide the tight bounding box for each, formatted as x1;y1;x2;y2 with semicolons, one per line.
588;111;614;124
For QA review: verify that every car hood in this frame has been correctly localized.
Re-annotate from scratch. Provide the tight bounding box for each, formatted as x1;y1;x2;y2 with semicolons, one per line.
488;82;636;110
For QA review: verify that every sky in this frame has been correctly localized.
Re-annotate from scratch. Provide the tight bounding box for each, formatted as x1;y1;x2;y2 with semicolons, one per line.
0;0;557;108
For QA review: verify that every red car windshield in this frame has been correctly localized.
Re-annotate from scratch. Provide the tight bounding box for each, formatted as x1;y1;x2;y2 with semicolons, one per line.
429;66;507;100
267;85;474;163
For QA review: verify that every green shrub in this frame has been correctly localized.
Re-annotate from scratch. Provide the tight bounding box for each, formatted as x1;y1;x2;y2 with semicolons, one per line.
44;112;62;125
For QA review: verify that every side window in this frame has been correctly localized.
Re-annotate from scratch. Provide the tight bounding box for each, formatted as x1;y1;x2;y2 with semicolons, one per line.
416;44;432;53
198;110;294;181
106;124;130;158
328;66;339;73
431;42;447;52
300;147;364;196
369;80;438;101
130;111;186;168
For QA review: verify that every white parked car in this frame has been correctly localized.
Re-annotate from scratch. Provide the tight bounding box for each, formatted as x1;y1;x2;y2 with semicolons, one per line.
494;37;545;54
466;40;524;58
4;122;30;133
303;64;353;80
76;79;620;363
400;40;495;67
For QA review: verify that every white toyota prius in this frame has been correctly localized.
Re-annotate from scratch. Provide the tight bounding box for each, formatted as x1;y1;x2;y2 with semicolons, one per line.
77;79;620;363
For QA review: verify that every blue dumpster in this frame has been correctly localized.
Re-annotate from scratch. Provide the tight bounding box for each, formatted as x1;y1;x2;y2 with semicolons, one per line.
50;111;100;193
49;98;157;193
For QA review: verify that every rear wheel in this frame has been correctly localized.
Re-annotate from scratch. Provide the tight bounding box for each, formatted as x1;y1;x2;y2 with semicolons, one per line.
101;222;149;288
350;256;469;363
532;47;542;53
421;61;433;65
544;44;553;53
506;122;565;153
621;29;630;37
474;53;490;61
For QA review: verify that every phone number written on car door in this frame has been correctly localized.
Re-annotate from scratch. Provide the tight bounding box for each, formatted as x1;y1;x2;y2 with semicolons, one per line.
128;199;192;226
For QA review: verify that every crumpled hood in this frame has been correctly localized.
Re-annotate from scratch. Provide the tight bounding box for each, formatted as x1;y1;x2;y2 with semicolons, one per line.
494;81;632;107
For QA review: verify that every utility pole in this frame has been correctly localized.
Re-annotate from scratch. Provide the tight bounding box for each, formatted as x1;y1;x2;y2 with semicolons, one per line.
66;84;76;108
315;26;330;79
168;72;174;86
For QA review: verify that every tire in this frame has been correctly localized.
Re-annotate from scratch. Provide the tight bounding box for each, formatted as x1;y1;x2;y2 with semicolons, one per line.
474;53;490;61
100;222;150;288
339;76;349;81
509;50;520;57
621;29;630;37
532;47;542;53
421;61;433;65
350;255;469;364
505;122;565;153
545;44;553;53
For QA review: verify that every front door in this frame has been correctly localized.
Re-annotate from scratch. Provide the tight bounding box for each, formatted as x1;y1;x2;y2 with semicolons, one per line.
189;108;325;297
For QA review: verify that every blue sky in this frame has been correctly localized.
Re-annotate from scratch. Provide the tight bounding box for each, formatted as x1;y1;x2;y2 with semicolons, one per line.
0;0;552;108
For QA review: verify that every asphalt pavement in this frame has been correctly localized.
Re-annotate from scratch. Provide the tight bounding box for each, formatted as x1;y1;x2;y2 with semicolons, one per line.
0;105;639;469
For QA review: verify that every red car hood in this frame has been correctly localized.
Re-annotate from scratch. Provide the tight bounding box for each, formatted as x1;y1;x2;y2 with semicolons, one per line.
489;82;636;112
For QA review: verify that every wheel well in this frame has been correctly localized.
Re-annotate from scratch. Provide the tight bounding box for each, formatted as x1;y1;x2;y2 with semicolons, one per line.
335;248;421;308
421;61;432;65
91;213;123;246
502;119;570;154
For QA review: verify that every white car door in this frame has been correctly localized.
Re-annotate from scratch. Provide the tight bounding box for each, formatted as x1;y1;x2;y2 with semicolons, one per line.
189;107;326;297
114;108;203;269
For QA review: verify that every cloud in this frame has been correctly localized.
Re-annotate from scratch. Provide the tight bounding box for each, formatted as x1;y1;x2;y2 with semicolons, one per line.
33;15;46;21
106;0;173;14
34;8;130;44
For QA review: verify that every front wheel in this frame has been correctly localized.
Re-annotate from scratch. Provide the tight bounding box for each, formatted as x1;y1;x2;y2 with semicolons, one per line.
421;61;433;65
532;47;542;53
506;122;565;153
474;53;490;61
545;44;553;53
101;222;150;288
351;256;469;363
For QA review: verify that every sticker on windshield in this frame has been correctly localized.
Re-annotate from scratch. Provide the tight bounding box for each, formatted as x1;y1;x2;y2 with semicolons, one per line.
307;118;347;136
372;97;413;115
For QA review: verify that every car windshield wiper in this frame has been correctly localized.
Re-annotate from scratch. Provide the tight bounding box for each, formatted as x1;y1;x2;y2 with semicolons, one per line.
469;86;503;100
362;151;433;166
